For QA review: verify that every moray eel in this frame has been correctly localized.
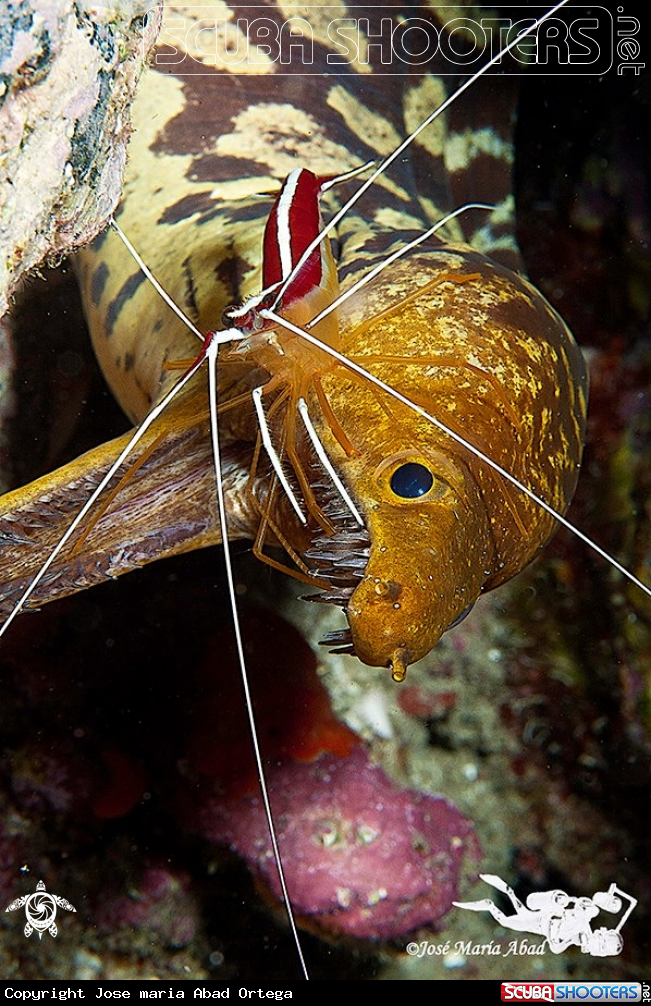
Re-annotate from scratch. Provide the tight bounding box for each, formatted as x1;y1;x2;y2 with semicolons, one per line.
0;2;588;679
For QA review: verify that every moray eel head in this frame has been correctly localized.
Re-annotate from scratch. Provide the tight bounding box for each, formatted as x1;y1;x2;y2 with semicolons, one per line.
313;251;588;681
346;450;493;680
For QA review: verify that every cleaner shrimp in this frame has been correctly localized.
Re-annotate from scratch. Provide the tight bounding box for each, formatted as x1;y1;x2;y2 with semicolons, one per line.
0;0;649;982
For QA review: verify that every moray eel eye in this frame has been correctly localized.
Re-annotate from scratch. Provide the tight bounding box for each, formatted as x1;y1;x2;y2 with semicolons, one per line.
390;462;434;499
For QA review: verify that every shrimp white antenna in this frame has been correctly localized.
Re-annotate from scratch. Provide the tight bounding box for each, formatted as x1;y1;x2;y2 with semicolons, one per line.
309;202;495;327
0;351;207;640
319;160;376;191
271;0;570;311
84;218;311;972
252;386;307;524
111;219;205;343
297;397;364;525
205;340;310;981
260;307;651;604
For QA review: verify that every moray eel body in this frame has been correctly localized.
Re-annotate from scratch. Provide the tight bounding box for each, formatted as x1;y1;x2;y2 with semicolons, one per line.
0;2;588;678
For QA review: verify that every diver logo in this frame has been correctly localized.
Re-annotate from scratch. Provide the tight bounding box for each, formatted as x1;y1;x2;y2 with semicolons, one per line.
454;874;636;957
5;879;77;939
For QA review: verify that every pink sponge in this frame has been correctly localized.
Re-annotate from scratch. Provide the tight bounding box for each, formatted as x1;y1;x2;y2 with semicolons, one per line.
195;746;480;940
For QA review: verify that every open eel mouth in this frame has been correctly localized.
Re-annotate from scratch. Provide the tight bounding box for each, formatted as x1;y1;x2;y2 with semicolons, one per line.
302;478;370;656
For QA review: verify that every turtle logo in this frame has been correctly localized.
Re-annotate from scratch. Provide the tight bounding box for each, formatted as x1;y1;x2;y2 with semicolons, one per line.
5;880;77;939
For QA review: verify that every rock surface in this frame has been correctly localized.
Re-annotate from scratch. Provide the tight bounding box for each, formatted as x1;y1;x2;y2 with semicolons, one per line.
0;0;161;318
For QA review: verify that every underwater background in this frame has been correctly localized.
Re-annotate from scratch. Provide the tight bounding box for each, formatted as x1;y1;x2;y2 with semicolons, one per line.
0;3;650;982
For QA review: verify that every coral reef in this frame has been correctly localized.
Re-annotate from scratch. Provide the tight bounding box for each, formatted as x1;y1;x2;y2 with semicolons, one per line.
0;580;482;977
0;536;648;980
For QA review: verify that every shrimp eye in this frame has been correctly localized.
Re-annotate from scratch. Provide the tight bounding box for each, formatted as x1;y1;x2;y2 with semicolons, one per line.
390;462;434;499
